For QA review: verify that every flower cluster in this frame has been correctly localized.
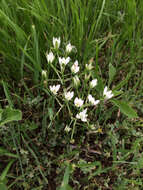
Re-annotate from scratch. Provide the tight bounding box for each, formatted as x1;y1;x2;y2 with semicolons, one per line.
43;37;114;125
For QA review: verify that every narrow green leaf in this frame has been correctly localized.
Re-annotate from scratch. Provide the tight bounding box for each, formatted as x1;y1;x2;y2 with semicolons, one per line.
62;165;70;187
2;81;13;108
0;109;2;120
108;63;116;86
111;99;138;118
112;90;123;97
113;70;132;91
21;135;48;184
0;9;26;42
48;108;54;121
59;164;73;190
0;160;15;181
0;147;18;158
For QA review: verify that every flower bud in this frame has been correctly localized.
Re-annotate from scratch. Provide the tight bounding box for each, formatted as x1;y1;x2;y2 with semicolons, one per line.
85;63;93;71
53;37;61;49
66;42;75;53
84;74;90;81
64;125;71;132
70;139;75;144
42;70;47;79
73;75;80;87
85;58;94;70
46;51;55;63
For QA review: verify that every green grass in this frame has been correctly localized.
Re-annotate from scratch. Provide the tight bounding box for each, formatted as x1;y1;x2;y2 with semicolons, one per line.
0;0;143;189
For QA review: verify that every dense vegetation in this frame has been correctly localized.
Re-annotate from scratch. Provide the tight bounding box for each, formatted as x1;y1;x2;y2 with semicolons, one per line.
0;0;143;189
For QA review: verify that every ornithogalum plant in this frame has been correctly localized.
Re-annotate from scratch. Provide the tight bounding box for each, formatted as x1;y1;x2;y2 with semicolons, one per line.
42;37;138;141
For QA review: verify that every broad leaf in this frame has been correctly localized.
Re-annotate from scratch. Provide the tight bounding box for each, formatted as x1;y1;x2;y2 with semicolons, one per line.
111;99;138;118
0;108;22;127
0;182;8;190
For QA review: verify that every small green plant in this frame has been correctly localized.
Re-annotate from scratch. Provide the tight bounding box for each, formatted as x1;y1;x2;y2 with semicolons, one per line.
42;37;138;141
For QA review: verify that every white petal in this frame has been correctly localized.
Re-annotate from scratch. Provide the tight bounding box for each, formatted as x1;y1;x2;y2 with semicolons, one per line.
94;100;100;105
103;86;108;95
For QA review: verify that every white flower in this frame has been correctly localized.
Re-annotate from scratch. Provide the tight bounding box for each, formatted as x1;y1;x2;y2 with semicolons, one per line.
85;63;93;70
46;51;55;63
20;149;29;155
84;74;90;81
49;84;60;95
71;60;79;74
94;100;100;105
73;75;80;87
59;57;70;67
66;43;74;53
90;79;97;88
42;70;47;78
103;86;114;100
53;37;61;49
76;109;88;122
64;125;71;132
74;97;84;107
64;91;74;101
87;94;100;106
87;94;95;104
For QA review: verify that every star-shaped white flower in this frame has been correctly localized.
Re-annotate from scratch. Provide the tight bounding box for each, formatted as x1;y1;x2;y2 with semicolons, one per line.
49;84;60;95
64;91;74;101
76;109;88;122
103;86;114;100
74;97;84;107
71;60;79;74
90;79;98;88
87;94;100;106
59;57;70;67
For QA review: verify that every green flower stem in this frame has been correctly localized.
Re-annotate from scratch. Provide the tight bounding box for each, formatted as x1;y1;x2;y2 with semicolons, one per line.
65;101;72;117
71;119;77;140
50;64;63;85
61;68;65;86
